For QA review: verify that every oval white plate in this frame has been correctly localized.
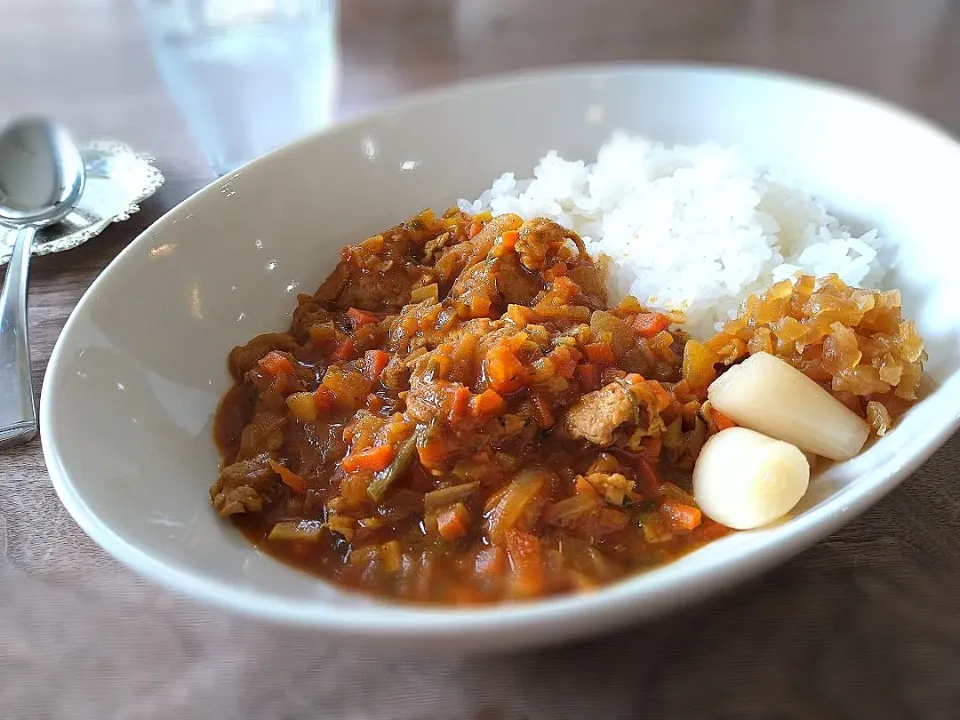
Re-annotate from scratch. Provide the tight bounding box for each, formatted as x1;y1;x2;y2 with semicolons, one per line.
41;64;960;653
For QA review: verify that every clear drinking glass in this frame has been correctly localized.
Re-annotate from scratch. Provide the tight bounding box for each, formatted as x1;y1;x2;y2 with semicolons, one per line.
135;0;339;175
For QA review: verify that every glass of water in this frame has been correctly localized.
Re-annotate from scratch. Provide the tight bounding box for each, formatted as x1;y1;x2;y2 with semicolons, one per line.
136;0;339;175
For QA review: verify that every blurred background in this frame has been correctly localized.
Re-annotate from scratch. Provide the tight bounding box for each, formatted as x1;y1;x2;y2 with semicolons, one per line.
2;1;960;718
6;0;960;179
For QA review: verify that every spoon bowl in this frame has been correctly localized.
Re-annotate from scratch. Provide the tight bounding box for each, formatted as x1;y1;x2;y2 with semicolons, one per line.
0;119;85;224
0;118;84;449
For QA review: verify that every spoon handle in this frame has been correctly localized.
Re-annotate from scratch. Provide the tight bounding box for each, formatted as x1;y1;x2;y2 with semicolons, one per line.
0;226;38;449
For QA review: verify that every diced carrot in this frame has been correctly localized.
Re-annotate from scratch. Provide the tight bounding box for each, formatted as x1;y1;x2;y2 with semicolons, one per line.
583;341;614;364
469;220;483;238
692;518;733;542
258;351;294;377
314;385;337;413
346;307;379;329
531;392;554;429
671;378;693;403
366;394;385;413
470;388;504;418
363;349;391;382
492;231;518;258
423;304;444;327
436;503;471;540
486;345;525;394
552;275;581;300
645;380;672;410
503;331;529;353
576;363;598;390
574;475;599;497
360;235;385;254
340;444;396;473
660;500;702;533
542;262;569;282
413;208;436;226
469;294;492;317
505;529;545;598
474;546;506;579
712;408;737;431
448;385;472;422
332;338;355;361
550;346;580;378
633;312;671;338
624;372;645;385
268;459;307;494
417;438;448;471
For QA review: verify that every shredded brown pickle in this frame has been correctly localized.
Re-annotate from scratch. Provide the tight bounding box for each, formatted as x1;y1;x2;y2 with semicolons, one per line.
707;275;926;436
210;209;925;604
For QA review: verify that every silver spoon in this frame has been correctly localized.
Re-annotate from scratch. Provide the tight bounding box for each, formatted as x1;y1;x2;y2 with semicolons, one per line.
0;119;85;449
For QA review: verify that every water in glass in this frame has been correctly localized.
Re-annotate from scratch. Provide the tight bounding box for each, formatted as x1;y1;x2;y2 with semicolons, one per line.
137;0;339;175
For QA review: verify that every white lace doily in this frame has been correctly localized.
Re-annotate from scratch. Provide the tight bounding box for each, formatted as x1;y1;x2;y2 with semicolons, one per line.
0;140;165;265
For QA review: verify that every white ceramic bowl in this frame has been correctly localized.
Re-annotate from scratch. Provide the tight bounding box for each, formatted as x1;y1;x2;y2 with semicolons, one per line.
42;65;960;653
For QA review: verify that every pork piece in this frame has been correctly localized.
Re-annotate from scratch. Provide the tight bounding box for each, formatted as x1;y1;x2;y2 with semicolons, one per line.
484;412;539;456
313;229;437;312
449;258;496;304
380;354;411;391
516;217;570;270
422;231;452;265
290;300;332;343
237;408;287;459
327;257;427;312
561;382;635;446
566;261;608;309
210;454;275;516
213;382;258;464
448;244;544;310
437;214;523;289
404;376;447;424
493;253;543;306
515;217;590;271
583;472;635;507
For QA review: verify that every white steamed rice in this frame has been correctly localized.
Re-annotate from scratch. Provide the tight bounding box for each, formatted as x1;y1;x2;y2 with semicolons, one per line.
458;133;889;339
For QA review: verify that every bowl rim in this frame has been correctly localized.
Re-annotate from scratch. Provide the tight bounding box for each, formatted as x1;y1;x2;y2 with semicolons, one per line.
40;61;960;643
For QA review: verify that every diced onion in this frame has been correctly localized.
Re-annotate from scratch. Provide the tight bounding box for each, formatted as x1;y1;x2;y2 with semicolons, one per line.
693;427;810;530
708;352;869;461
267;520;325;542
410;283;439;304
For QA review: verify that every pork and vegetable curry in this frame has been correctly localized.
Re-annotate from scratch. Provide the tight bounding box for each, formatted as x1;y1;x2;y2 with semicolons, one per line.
211;208;924;604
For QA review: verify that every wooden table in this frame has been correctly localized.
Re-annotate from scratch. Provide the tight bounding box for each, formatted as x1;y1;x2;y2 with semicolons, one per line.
2;1;959;717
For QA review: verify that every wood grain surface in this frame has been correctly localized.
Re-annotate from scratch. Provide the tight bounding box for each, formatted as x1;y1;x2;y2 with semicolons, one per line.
1;1;959;718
